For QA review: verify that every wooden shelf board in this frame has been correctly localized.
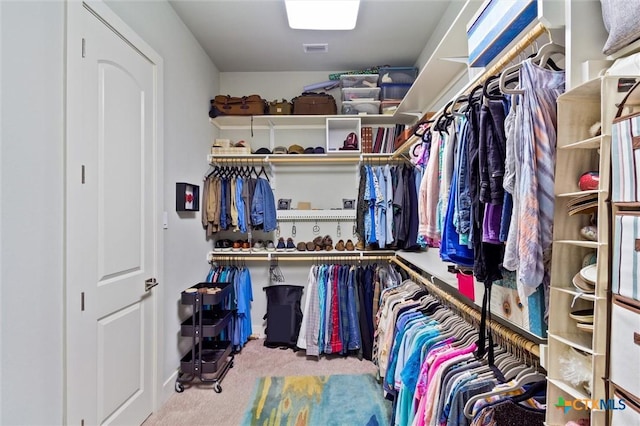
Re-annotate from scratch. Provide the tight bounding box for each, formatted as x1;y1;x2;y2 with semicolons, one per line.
551;286;599;302
556;189;599;198
559;135;602;150
553;240;599;249
548;378;591;401
548;332;594;355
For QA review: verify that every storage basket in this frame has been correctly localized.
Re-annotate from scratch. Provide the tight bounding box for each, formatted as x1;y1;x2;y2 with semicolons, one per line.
380;83;412;100
378;66;418;84
610;297;640;397
612;80;640;203
339;74;379;88
341;100;381;115
612;212;640;301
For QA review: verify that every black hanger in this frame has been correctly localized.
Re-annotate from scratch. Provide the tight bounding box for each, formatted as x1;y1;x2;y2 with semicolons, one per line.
468;84;484;106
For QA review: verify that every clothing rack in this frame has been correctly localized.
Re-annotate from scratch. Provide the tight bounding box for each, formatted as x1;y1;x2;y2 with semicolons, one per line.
208;253;394;263
392;22;551;159
391;257;541;360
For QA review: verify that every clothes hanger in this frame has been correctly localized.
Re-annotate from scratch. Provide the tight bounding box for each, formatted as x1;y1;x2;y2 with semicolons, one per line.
462;365;547;419
531;39;565;69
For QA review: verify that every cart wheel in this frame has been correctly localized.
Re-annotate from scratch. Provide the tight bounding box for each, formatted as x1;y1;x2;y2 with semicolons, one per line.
175;382;184;393
213;383;222;393
229;361;234;368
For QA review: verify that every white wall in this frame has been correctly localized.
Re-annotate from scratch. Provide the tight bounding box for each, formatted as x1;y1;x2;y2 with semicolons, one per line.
1;0;220;422
1;1;66;424
103;0;220;400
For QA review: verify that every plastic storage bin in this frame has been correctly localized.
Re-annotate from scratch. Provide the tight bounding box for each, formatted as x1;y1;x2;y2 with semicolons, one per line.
340;74;379;88
341;87;381;101
341;100;381;115
380;83;412;100
378;67;418;84
380;100;401;115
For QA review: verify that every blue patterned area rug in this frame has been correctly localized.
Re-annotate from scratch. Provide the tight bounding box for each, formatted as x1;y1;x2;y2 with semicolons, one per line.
242;374;392;426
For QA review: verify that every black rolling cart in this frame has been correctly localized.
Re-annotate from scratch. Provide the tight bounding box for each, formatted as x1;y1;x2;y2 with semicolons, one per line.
175;282;234;393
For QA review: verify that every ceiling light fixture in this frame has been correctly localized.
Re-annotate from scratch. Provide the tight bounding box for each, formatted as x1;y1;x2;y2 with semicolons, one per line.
284;0;360;30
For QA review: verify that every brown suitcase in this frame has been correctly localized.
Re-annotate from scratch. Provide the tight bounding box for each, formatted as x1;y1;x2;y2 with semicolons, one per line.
292;92;337;115
209;95;266;117
268;99;293;115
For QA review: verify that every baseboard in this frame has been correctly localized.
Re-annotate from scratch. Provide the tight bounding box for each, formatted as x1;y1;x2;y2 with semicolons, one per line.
161;370;179;404
252;324;265;339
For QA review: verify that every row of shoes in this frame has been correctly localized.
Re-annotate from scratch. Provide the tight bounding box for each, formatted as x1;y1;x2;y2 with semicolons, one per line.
276;236;357;252
213;239;277;251
214;236;359;252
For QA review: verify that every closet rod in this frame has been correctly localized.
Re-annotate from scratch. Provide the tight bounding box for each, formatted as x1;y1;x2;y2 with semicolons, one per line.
391;257;541;358
209;157;266;164
392;22;549;159
209;254;394;262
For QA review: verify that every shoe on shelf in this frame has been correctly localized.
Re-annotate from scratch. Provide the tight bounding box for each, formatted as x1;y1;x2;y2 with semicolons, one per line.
253;240;265;251
297;242;307;251
306;241;315;251
313;236;323;251
276;237;286;251
214;240;224;252
265;240;276;251
335;239;345;251
232;240;243;251
355;240;365;251
323;235;333;251
286;238;296;252
345;239;355;251
242;240;251;251
221;239;233;251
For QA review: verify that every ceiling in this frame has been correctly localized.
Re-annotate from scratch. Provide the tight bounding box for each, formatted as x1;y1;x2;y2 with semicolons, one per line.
168;0;462;73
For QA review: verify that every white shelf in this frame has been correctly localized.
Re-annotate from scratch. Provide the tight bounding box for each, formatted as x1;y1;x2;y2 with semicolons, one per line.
209;114;414;130
395;0;484;116
276;210;356;221
548;378;591;401
560;135;602;150
207;250;395;263
548;332;594;355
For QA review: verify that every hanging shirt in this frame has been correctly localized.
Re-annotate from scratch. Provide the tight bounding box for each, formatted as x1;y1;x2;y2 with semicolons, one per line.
513;59;565;299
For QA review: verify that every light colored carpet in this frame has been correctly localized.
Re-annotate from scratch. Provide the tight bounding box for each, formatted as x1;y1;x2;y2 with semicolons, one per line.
144;339;381;426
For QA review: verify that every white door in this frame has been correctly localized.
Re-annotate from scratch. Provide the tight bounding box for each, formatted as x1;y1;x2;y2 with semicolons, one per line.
66;2;162;425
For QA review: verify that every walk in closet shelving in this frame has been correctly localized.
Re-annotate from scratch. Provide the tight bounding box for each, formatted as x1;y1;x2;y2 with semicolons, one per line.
546;75;638;426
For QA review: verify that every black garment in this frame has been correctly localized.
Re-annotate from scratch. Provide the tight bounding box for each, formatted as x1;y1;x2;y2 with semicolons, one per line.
357;267;373;360
356;165;367;243
482;399;545;426
479;100;508;205
403;166;420;250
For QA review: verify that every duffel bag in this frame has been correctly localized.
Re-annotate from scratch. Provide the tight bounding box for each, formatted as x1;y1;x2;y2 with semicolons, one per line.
209;95;267;118
268;99;293;115
292;92;337;115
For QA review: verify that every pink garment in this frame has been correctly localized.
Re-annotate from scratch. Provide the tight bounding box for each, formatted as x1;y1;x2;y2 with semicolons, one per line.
414;344;478;426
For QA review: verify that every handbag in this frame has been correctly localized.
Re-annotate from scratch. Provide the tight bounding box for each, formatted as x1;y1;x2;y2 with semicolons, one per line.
291;92;337;115
268;99;293;115
209;95;266;118
612;79;640;203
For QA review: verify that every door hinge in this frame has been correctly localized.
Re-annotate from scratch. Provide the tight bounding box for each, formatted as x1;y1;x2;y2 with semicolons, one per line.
145;278;158;292
82;38;86;58
81;292;85;311
81;165;85;184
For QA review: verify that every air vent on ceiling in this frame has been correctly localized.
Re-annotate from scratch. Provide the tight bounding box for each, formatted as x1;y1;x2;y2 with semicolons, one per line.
303;43;329;53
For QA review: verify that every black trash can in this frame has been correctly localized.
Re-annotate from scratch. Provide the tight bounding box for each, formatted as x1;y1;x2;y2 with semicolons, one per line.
263;285;304;350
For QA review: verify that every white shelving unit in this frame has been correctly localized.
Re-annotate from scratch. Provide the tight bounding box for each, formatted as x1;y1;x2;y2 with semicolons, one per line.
547;75;637;426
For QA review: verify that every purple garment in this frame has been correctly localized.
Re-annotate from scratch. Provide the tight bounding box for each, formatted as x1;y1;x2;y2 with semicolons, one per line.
482;202;502;244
